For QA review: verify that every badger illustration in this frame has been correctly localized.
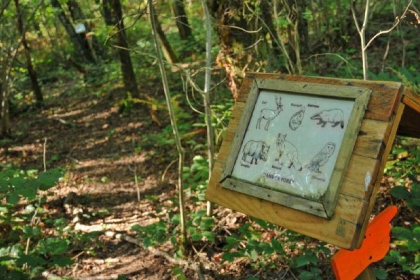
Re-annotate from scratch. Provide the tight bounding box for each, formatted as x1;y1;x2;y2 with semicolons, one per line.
242;140;270;165
310;109;344;128
305;142;336;173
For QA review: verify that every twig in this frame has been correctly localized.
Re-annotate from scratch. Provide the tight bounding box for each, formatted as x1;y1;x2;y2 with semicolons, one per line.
352;0;413;79
148;0;187;252
105;231;205;280
131;138;141;202
220;24;262;34
161;158;177;182
364;0;413;50
43;137;47;172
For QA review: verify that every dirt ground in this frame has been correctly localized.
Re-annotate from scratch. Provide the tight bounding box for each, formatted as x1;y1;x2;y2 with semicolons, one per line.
1;80;417;280
1;82;272;279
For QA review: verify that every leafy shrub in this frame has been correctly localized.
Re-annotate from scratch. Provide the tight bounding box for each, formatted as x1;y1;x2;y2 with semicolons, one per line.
0;165;71;279
385;140;420;276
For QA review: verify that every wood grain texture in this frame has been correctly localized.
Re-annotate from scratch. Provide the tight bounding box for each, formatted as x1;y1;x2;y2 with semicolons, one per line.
207;73;406;249
353;120;390;159
398;88;420;137
354;104;406;248
244;73;402;121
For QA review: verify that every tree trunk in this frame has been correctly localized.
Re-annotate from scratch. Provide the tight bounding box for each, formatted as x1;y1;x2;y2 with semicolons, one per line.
103;0;138;95
260;0;282;58
67;0;85;21
152;6;178;63
0;69;11;136
67;0;106;61
170;0;192;40
50;0;94;63
14;0;43;106
207;0;257;99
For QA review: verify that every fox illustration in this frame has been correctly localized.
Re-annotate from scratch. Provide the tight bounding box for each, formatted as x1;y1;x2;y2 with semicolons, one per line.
305;142;336;173
310;109;344;129
289;106;305;131
276;133;302;171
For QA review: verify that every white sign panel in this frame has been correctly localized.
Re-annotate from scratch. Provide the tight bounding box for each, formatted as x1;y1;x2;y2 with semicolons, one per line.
231;90;354;199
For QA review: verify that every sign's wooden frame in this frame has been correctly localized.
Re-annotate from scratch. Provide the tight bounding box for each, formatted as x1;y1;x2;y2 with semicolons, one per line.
220;78;371;218
206;73;420;249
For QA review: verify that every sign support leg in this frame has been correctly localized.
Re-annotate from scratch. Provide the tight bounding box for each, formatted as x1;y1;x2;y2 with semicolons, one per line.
331;206;397;280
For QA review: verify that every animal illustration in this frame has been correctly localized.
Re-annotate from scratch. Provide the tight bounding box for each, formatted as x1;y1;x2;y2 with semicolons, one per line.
275;133;302;171
310;109;344;128
242;140;270;165
256;97;283;130
289;106;305;131
305;142;336;173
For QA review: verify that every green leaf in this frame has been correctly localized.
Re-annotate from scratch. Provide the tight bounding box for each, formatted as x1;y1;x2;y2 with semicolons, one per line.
50;256;73;267
392;227;413;240
296;255;310;267
222;251;241;262
258;242;274;255
202;231;215;242
390;186;410;199
411;183;420;197
413;227;420;240
37;238;69;255
249;249;258;261
295;253;317;268
299;270;317;280
191;233;202;242
407;197;420;211
271;239;284;253
223;235;240;250
407;239;420;251
6;192;20;205
16;253;46;268
17;185;37;200
374;268;388;279
37;168;63;190
252;218;268;229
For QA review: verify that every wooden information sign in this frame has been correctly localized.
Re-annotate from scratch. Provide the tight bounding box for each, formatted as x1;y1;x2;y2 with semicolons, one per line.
206;73;420;249
220;78;371;218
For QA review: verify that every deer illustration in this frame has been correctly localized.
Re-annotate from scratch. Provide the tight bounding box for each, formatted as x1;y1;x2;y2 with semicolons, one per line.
256;97;283;131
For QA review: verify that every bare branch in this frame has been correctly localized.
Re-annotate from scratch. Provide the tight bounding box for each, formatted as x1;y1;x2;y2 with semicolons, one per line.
220;24;262;34
365;0;413;50
351;2;361;34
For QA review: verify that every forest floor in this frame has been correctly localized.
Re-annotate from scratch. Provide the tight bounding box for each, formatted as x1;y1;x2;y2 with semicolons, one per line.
1;80;273;280
0;78;415;280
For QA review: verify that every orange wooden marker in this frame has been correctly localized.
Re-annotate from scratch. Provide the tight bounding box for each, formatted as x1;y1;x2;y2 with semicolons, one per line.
331;206;398;280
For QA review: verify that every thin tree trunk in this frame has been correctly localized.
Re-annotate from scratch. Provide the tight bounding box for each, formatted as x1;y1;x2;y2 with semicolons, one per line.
0;84;10;137
201;0;215;217
14;0;43;106
149;0;187;254
260;0;282;58
50;0;94;63
153;11;178;63
170;0;192;40
0;53;11;136
104;0;138;95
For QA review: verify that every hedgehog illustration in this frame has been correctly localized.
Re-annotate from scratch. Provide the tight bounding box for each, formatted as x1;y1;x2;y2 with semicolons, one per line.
289;106;305;131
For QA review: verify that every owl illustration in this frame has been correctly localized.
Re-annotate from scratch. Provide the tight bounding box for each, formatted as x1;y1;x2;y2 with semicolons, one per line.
305;142;336;173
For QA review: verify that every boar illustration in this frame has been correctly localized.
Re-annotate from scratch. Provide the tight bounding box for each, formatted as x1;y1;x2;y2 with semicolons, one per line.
310;109;344;128
242;140;270;165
